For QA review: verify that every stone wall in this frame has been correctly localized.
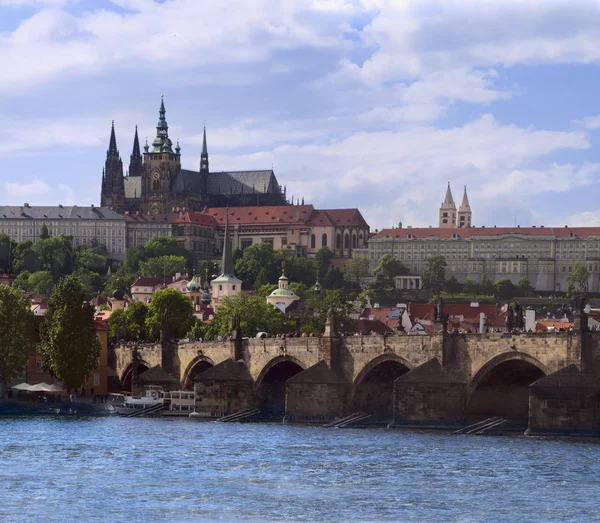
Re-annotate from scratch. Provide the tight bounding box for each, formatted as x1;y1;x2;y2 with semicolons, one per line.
194;380;254;418
285;383;349;422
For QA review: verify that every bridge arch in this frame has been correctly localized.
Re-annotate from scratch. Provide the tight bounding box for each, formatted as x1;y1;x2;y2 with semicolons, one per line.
255;356;306;419
352;353;413;422
466;352;548;423
120;361;150;393
182;355;215;390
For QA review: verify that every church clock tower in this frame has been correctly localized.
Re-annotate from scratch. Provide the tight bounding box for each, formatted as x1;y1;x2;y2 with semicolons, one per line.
140;97;181;215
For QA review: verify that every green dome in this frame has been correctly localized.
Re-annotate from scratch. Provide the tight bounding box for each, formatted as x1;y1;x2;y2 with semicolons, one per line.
187;277;201;292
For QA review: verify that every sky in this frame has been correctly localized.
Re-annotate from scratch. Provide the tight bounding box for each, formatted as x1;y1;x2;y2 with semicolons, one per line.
1;0;600;231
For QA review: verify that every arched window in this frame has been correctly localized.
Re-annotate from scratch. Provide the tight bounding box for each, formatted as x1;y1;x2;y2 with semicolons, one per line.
336;234;342;249
152;179;160;191
322;233;327;247
352;233;357;248
344;233;350;249
311;234;316;249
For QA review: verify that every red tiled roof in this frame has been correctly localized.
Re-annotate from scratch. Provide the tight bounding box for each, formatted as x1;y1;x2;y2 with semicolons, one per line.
373;226;600;240
206;205;315;226
357;319;394;334
169;210;218;227
444;303;497;318
320;209;369;228
410;303;435;320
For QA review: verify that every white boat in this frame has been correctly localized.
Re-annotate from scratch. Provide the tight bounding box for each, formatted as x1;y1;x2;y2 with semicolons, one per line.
115;386;195;416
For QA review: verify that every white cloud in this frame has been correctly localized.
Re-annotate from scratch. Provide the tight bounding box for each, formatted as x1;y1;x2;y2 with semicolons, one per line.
4;178;51;198
564;210;600;227
2;178;76;205
575;114;600;130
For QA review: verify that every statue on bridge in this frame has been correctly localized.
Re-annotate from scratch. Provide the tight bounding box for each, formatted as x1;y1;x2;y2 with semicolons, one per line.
505;305;514;332
231;314;242;340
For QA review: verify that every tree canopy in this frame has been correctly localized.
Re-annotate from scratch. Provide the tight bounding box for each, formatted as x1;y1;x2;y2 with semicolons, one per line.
205;293;290;338
139;255;187;278
567;262;590;297
344;257;370;289
422;255;447;297
40;276;102;392
145;288;194;340
0;285;37;396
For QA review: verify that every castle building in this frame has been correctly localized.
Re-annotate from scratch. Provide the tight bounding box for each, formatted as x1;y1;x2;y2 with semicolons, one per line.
101;98;286;216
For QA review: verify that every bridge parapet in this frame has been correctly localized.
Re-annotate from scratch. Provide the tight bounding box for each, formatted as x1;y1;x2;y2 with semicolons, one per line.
459;332;581;379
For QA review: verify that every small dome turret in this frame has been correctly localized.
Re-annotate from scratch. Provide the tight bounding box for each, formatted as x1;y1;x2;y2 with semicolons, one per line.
187;275;201;292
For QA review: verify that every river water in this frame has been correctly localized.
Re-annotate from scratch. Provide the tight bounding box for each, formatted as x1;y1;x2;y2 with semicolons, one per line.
1;417;599;522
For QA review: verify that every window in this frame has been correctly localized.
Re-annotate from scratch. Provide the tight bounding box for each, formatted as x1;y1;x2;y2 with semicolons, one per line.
241;239;253;250
336;234;342;249
93;374;100;386
311;234;316;249
352;234;357;249
322;233;327;247
232;285;236;291
219;285;222;291
344;233;350;249
36;356;43;369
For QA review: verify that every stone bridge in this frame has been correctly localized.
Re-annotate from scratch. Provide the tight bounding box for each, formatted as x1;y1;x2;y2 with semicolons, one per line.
114;330;600;435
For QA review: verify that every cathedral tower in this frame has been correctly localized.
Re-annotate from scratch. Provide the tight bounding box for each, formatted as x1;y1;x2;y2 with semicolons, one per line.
439;183;456;228
100;121;125;212
200;125;209;176
457;186;472;228
140;97;181;215
128;126;143;178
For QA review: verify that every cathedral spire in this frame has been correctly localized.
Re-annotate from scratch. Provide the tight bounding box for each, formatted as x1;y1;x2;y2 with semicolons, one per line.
443;182;455;206
457;185;472;228
129;125;144;177
459;185;471;212
152;96;174;153
200;124;209;174
108;121;118;156
132;126;141;159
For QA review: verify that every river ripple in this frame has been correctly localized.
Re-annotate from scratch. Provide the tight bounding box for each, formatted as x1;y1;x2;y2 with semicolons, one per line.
0;417;599;522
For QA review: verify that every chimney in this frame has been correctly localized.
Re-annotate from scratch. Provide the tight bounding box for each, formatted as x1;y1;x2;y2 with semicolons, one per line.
19;206;24;215
24;203;30;208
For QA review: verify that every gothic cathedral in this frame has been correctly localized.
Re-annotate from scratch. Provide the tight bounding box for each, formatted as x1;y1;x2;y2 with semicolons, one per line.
101;98;286;215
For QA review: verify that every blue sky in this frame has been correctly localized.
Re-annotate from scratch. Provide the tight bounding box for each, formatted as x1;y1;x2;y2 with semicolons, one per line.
1;0;600;230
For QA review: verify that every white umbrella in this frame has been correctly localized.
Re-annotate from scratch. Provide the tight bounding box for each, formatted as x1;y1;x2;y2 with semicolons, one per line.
46;384;64;392
29;382;52;392
10;382;33;391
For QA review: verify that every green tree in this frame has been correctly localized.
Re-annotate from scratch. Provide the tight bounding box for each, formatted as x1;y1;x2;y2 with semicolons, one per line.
343;257;370;289
107;308;127;341
12;240;40;273
75;246;106;274
494;278;517;300
102;270;136;297
289;282;308;300
40;275;102;392
480;277;495;296
39;224;50;239
445;276;461;296
33;235;74;279
463;278;479;295
302;288;358;335
187;320;206;340
422;255;447;296
567;262;590;297
206;293;290;338
322;266;345;289
516;278;535;297
274;250;317;286
12;270;32;292
315;246;334;280
139;255;187;278
0;285;37;396
372;254;407;289
125;301;148;340
0;234;16;270
256;283;278;298
146;288;194;340
234;242;277;289
28;271;54;295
